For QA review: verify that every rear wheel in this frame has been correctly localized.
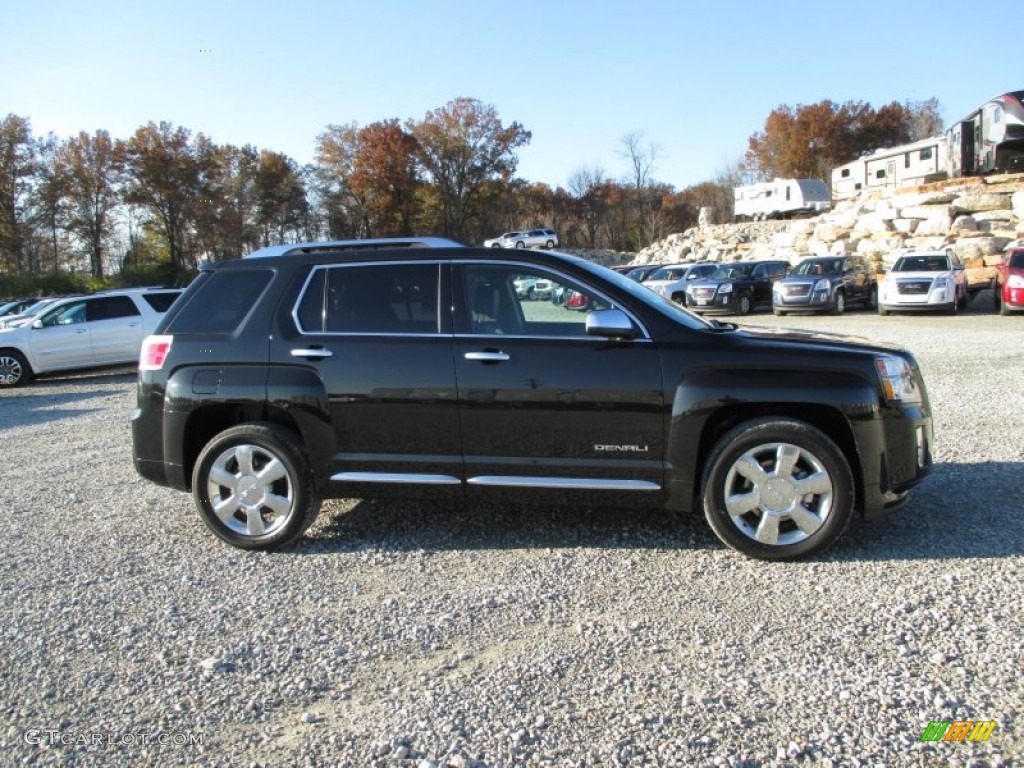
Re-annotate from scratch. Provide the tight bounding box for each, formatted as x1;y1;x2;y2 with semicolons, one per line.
773;307;786;316
545;240;554;249
701;418;854;560
515;241;525;249
192;423;321;550
0;350;33;388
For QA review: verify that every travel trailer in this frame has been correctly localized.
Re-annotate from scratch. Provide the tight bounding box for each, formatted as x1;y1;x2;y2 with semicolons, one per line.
948;90;1024;176
831;137;949;201
733;179;830;221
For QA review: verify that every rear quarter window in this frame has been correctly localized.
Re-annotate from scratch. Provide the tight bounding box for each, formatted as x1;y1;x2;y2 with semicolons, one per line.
141;291;182;312
166;270;272;334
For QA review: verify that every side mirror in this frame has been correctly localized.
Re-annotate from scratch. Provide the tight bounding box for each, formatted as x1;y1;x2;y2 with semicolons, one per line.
586;309;637;340
31;319;43;329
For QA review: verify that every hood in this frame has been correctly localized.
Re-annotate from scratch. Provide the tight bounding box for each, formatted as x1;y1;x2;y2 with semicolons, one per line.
885;270;951;281
731;323;906;357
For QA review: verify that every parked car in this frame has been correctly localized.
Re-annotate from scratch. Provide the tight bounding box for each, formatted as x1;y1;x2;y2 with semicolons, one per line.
514;276;553;300
0;288;182;387
993;241;1024;315
623;265;663;283
877;249;968;315
484;229;558;249
132;238;933;561
685;260;789;315
0;297;71;330
642;263;717;304
0;298;43;319
773;255;877;315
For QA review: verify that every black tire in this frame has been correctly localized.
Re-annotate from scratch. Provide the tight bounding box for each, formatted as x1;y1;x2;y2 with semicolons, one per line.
736;293;752;316
700;418;855;561
545;240;554;249
867;286;878;311
515;241;525;249
526;287;535;301
830;291;846;316
671;292;686;305
958;287;969;310
0;349;33;388
491;243;502;249
773;307;786;316
192;423;321;550
877;303;889;316
1000;297;1011;316
945;298;958;316
994;288;1001;310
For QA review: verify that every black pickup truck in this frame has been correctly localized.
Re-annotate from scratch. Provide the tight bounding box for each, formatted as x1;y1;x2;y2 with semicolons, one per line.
132;241;932;560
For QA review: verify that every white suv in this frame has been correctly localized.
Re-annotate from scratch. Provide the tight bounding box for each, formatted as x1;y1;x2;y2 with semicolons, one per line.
0;288;182;387
484;229;559;249
877;249;968;315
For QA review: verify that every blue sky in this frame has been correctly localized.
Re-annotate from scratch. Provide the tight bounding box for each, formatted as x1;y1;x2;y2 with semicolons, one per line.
2;0;1019;190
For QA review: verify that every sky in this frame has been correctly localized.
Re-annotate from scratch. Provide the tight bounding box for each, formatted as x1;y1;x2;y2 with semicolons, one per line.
2;0;1020;191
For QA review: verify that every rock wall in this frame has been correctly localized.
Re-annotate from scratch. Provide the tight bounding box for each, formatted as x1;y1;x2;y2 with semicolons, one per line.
631;173;1024;284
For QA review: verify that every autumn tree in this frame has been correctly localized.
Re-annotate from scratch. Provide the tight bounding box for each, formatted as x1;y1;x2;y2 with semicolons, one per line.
0;114;38;273
407;98;531;241
347;119;420;237
122;121;203;269
254;150;308;246
745;99;938;181
59;130;123;277
568;165;609;247
34;134;71;272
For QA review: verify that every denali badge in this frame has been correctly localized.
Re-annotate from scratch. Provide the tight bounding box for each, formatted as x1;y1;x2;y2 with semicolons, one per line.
594;444;650;453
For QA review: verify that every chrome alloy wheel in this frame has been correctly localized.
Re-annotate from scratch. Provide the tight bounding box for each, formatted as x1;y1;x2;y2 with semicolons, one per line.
722;442;834;546
205;443;296;538
0;355;23;386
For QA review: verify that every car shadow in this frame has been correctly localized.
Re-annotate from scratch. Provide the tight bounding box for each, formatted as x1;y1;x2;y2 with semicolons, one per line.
0;376;132;430
293;460;1022;562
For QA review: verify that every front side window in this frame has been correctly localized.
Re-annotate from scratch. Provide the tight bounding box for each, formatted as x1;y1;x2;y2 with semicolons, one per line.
41;301;87;327
297;263;439;335
461;264;612;337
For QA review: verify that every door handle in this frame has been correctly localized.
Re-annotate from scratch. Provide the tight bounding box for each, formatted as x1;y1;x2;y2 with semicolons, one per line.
464;351;510;362
290;348;333;359
75;328;88;334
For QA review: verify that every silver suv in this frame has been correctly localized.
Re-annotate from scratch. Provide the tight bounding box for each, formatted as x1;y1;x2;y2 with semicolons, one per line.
0;287;182;387
484;229;559;249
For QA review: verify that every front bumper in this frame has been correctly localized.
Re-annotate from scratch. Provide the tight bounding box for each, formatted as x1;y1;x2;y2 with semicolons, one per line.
687;292;739;313
858;403;933;519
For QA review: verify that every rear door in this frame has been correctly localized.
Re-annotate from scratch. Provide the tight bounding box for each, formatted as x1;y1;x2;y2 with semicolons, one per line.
87;295;143;364
453;260;665;505
272;260;463;492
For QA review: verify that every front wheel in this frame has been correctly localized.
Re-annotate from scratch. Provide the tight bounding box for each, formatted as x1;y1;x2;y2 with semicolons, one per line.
867;286;878;311
545;240;554;249
736;293;752;316
773;307;786;316
700;418;854;560
830;291;846;316
877;303;889;316
0;350;33;388
192;423;321;550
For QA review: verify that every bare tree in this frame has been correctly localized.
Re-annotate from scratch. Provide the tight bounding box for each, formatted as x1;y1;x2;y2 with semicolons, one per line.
617;131;660;249
904;97;945;140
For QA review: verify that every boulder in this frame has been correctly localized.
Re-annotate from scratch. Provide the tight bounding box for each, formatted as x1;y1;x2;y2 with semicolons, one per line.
899;204;953;220
1013;190;1024;218
951;193;1012;214
892;219;920;234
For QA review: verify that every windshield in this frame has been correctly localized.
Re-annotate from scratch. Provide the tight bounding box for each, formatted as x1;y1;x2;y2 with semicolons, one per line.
893;255;950;272
1008;251;1024;270
709;263;754;281
648;266;685;281
793;259;840;276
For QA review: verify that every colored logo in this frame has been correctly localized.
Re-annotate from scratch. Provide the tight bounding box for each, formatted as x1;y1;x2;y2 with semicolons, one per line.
920;720;997;742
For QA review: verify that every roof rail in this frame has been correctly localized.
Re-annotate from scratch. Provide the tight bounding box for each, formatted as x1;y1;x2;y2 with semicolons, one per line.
244;237;465;259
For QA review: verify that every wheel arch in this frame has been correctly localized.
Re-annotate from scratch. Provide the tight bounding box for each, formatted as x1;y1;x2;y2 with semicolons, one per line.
689;403;864;515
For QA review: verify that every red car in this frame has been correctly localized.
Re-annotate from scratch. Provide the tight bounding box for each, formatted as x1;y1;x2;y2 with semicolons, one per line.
993;244;1024;315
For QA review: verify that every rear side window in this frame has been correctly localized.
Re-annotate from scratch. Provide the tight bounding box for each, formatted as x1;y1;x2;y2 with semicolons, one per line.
141;292;182;312
296;263;439;334
167;270;272;334
87;296;140;321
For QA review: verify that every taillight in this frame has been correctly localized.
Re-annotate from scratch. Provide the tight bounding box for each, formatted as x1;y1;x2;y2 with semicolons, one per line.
139;335;173;371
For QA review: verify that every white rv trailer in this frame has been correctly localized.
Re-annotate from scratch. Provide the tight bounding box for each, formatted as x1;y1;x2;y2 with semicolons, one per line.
831;136;949;201
732;179;830;221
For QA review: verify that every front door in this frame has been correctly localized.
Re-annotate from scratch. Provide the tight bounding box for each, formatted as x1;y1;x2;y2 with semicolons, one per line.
453;262;665;506
29;299;94;372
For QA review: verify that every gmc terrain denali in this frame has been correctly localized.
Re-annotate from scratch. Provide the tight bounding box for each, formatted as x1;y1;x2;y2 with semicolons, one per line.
132;239;933;560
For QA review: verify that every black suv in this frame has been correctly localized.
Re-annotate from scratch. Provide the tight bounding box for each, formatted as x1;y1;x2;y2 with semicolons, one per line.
132;239;933;560
684;260;789;315
773;255;877;316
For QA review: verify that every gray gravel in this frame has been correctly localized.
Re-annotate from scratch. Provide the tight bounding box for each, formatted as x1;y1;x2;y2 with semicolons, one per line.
1;291;1021;767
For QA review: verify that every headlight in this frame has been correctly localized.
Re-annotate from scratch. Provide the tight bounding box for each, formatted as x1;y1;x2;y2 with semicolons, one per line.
719;283;733;294
814;279;831;292
875;356;922;404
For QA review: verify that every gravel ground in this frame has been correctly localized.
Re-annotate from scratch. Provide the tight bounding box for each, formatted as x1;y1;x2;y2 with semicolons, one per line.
1;291;1021;767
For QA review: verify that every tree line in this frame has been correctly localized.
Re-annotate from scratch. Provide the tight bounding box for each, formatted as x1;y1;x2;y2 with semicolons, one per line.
0;96;942;289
